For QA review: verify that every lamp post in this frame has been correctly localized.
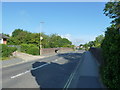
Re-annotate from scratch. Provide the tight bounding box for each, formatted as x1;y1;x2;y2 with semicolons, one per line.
39;22;44;55
40;36;43;55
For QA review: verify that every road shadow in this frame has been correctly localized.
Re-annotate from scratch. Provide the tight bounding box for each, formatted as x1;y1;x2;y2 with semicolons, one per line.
31;52;84;89
57;52;84;62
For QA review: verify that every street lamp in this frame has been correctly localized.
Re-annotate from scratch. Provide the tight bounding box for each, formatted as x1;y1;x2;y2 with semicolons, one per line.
39;22;44;55
40;36;43;55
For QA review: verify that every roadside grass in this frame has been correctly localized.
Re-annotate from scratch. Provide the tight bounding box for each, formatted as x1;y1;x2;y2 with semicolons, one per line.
0;56;16;60
0;57;10;60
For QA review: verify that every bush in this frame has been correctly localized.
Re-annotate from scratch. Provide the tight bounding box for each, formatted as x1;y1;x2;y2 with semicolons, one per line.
21;44;30;53
101;26;120;88
21;44;39;55
27;47;39;55
0;44;17;58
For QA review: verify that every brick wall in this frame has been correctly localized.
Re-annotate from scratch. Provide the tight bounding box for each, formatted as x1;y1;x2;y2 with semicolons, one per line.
41;47;73;55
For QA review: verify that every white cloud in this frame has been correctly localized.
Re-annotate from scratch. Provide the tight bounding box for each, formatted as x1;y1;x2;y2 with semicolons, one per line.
59;33;98;46
59;34;84;46
60;34;72;41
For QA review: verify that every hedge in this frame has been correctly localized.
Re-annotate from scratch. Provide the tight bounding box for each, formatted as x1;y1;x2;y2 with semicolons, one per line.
101;26;120;88
21;44;39;55
0;44;17;58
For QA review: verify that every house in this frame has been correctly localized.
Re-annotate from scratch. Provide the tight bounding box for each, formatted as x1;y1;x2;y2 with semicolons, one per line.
0;34;9;44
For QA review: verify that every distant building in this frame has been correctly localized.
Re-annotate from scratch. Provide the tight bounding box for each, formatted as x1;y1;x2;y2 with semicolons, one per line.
0;34;9;44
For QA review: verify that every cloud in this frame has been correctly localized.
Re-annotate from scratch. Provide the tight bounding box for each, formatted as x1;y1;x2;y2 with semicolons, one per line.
60;34;72;41
59;34;85;46
59;33;97;46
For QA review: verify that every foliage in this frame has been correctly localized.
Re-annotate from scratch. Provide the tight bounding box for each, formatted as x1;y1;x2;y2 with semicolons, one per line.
0;44;17;58
21;44;39;55
104;2;120;28
94;35;104;48
27;47;39;55
101;1;120;88
101;25;120;88
82;43;90;51
82;35;104;50
8;29;73;49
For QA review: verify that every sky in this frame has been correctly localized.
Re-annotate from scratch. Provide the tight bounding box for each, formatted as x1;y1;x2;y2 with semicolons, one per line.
2;2;111;45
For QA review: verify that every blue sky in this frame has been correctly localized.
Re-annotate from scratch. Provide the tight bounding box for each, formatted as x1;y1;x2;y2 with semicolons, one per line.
2;2;111;45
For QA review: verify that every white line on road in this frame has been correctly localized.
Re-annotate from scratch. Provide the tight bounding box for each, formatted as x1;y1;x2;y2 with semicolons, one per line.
11;57;64;79
63;54;84;90
11;63;49;79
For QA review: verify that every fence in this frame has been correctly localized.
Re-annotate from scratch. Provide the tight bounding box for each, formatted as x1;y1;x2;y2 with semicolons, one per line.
7;45;21;51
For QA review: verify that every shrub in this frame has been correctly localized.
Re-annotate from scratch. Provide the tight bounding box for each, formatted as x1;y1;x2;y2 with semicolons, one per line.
21;44;39;55
0;44;17;58
101;26;120;88
21;44;30;53
27;47;39;55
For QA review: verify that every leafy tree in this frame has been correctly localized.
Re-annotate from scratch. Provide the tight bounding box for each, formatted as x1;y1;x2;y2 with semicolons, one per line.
94;35;104;48
88;41;95;47
104;2;120;28
101;25;120;88
101;1;120;88
8;29;73;48
2;33;10;37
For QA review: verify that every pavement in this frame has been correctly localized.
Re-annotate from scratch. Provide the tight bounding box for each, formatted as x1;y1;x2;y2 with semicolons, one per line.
2;52;57;68
2;57;24;68
67;51;104;88
2;50;105;89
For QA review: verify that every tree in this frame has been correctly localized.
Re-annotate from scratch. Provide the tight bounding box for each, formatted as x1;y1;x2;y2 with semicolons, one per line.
94;35;104;48
8;29;32;45
88;41;95;47
104;2;120;28
8;29;73;48
101;2;120;88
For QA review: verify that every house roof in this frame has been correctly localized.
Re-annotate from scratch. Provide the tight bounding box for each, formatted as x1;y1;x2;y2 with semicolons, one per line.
0;34;9;39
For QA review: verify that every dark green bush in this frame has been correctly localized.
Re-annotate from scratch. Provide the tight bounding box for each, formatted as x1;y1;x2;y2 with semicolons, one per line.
101;26;120;88
21;44;39;55
0;44;17;58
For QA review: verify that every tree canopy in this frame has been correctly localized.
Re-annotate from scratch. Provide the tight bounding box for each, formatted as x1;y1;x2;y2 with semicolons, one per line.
101;1;120;88
104;2;120;28
7;29;74;48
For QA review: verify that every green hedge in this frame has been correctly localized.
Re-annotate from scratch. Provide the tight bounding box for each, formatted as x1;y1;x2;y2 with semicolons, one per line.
21;44;39;55
101;26;120;88
0;44;17;58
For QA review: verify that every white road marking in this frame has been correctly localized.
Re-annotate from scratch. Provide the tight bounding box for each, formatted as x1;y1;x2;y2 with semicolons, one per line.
11;63;49;79
11;57;62;79
63;57;82;89
11;57;67;79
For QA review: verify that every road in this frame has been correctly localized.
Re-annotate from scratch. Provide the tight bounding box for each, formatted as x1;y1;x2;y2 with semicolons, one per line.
2;50;85;89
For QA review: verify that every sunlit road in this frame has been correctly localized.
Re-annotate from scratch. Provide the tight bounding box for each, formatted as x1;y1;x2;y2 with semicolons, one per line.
2;50;85;89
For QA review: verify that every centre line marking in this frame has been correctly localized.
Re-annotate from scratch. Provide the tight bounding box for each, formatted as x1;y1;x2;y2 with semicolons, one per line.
11;63;49;79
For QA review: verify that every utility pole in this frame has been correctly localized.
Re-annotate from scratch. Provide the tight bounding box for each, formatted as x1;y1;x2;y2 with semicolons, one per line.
39;22;44;55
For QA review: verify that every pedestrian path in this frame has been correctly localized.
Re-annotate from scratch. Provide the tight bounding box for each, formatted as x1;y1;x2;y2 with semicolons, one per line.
76;51;103;88
2;57;24;68
68;51;104;88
